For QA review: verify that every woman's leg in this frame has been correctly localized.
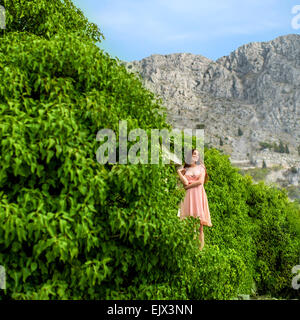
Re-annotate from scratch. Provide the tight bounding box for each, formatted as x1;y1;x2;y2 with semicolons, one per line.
199;224;204;250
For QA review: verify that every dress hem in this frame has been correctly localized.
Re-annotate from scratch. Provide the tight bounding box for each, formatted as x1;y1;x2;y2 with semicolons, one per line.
199;220;213;227
180;215;212;227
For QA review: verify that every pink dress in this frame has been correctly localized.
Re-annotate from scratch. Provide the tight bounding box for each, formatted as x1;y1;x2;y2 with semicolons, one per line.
179;165;212;227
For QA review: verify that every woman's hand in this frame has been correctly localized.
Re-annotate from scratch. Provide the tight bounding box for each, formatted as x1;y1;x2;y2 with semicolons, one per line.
177;168;185;174
184;172;204;190
177;167;188;186
184;181;202;190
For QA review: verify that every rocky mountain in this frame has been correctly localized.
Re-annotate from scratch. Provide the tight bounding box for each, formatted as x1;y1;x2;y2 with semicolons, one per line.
120;34;300;199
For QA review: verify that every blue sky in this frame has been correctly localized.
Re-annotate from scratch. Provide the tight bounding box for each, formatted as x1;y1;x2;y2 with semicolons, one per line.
72;0;300;62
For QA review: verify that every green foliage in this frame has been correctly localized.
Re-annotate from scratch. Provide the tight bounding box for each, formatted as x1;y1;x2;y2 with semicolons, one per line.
285;144;289;154
274;140;286;153
291;166;298;174
0;31;179;300
0;0;104;42
246;181;300;298
197;149;300;299
259;140;289;154
285;201;300;237
259;141;273;150
202;150;257;295
182;245;249;300
278;140;285;153
239;167;270;182
286;185;300;202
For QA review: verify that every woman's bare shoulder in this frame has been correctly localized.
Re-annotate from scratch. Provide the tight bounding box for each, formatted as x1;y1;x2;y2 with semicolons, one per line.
198;163;206;170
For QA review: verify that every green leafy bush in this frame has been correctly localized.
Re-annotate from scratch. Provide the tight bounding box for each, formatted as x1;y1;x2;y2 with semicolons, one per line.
245;181;300;298
0;0;104;42
0;29;186;299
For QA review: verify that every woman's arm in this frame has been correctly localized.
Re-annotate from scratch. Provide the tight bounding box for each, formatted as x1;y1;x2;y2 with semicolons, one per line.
184;173;204;190
177;168;189;186
184;181;202;190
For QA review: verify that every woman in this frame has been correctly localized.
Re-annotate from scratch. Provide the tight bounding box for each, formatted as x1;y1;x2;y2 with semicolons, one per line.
177;149;212;250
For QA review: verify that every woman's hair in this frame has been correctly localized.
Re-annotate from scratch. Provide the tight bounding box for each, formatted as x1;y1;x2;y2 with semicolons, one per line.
183;148;209;184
